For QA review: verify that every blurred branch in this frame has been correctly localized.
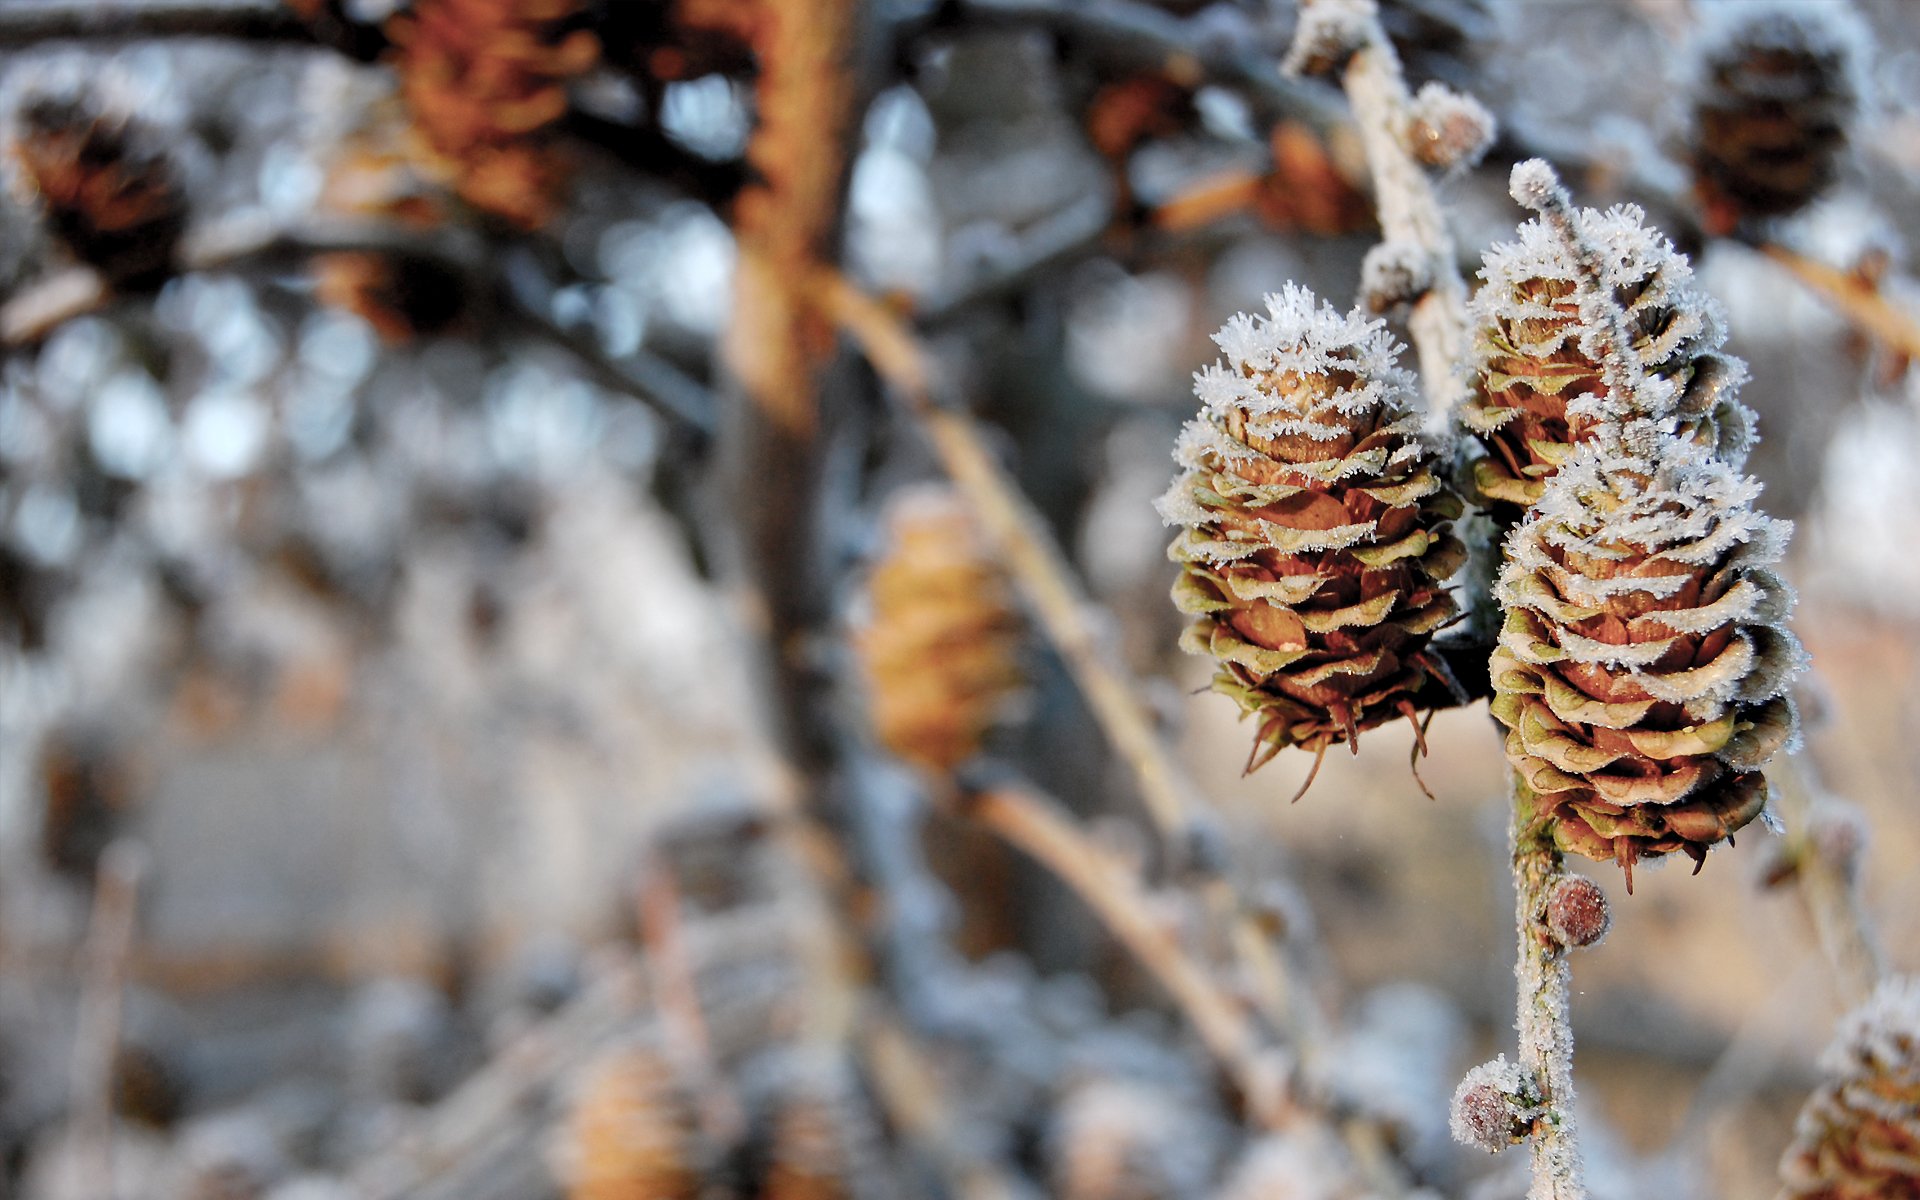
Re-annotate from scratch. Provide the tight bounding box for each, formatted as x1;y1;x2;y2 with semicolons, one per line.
963;783;1285;1121
1759;242;1920;368
1769;749;1883;1006
942;0;1346;131
0;0;301;44
862;1012;1026;1200
819;270;1204;848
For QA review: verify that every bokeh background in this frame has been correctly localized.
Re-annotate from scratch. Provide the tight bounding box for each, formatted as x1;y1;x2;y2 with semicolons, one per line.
0;1;1917;1198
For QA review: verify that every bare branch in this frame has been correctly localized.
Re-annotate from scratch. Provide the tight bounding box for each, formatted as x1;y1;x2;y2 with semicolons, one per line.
0;0;301;46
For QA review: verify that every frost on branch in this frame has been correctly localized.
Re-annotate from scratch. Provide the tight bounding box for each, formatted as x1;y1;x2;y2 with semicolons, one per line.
1779;975;1920;1200
1687;0;1869;233
1158;285;1464;786
1405;82;1494;172
1359;239;1433;315
1491;432;1806;885
1282;0;1377;78
1449;1055;1543;1154
1461;161;1755;520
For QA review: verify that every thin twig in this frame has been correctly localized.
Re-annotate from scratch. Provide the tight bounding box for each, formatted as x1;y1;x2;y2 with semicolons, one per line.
1327;2;1471;419
1510;776;1588;1200
818;270;1203;848
964;784;1288;1124
65;841;148;1200
1759;242;1920;368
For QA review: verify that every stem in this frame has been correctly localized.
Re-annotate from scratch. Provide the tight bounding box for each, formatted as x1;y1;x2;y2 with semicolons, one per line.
965;784;1287;1123
0;0;301;45
66;841;147;1200
1338;15;1470;420
1510;775;1588;1200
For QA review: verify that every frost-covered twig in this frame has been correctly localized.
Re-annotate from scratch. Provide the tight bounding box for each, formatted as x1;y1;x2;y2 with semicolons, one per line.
1509;782;1590;1200
1293;0;1474;418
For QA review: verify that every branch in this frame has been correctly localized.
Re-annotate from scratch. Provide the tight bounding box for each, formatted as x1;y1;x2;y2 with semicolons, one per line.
1510;777;1589;1200
0;0;301;45
1327;3;1470;419
963;783;1288;1123
1768;749;1883;1006
818;271;1206;849
1759;242;1920;368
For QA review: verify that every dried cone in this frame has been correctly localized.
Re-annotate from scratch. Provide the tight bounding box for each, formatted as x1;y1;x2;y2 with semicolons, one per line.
386;0;600;229
1689;0;1866;235
1158;285;1465;785
1491;428;1803;884
563;1046;708;1200
855;488;1023;773
1460;202;1753;523
9;95;185;289
1780;975;1920;1200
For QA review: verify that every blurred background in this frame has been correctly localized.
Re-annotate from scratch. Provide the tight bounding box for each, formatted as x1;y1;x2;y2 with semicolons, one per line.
0;0;1916;1198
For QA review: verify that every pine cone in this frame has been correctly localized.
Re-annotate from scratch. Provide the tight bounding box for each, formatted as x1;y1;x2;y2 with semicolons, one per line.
310;128;467;341
386;0;600;229
1158;285;1464;785
1780;975;1920;1200
854;487;1023;774
1490;429;1803;884
1688;0;1867;235
563;1046;708;1200
1460;202;1753;524
9;95;184;289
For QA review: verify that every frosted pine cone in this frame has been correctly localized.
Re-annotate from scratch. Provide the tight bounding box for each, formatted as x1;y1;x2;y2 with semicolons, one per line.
855;487;1023;774
1688;0;1867;235
1491;428;1803;884
561;1046;708;1200
1159;285;1464;786
1780;975;1920;1200
387;0;600;229
9;94;184;289
1460;202;1753;522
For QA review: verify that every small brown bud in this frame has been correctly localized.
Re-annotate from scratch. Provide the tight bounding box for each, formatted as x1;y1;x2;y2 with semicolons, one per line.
1545;875;1610;949
1449;1056;1540;1154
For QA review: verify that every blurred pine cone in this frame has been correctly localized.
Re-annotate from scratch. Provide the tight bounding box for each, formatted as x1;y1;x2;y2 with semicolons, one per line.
387;0;601;229
1688;0;1866;235
9;95;184;289
563;1046;709;1200
1460;203;1753;524
1491;430;1802;884
1780;975;1920;1200
750;1051;887;1200
854;487;1024;774
1158;285;1464;783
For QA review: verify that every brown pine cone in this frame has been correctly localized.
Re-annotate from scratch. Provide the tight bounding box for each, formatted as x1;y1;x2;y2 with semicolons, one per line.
1780;975;1920;1200
1491;429;1802;885
1688;0;1867;235
562;1046;709;1200
1159;285;1464;787
9;95;184;290
854;487;1024;774
386;0;600;229
1460;202;1753;525
750;1050;887;1200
